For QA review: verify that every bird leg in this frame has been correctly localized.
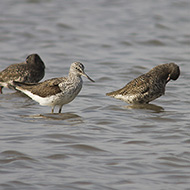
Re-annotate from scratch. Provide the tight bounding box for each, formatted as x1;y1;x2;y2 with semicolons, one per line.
0;86;3;94
58;106;62;113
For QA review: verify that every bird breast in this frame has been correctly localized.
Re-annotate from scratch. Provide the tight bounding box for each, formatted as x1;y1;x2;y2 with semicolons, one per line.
59;78;83;98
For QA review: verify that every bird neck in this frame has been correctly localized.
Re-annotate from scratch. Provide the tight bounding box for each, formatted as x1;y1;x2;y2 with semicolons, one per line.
68;71;82;82
149;65;170;82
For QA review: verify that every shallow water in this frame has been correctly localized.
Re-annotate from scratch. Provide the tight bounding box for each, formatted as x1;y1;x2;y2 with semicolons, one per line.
0;0;190;190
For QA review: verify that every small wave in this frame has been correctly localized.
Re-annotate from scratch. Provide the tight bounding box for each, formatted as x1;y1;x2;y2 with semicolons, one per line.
46;154;70;160
0;150;35;164
138;39;166;46
67;144;108;153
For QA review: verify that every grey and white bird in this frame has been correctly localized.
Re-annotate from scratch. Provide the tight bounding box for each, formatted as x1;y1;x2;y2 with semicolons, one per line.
12;62;94;113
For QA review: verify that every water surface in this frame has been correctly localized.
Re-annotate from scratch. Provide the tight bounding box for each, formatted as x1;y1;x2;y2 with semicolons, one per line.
0;0;190;190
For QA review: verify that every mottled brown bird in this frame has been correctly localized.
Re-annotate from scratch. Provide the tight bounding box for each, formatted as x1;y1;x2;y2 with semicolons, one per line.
106;63;180;104
0;54;45;93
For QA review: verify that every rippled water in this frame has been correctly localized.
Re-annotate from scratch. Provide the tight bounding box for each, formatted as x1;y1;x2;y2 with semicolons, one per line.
0;0;190;189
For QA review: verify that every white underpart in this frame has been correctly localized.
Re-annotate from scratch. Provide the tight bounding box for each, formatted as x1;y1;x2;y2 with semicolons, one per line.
16;87;56;106
0;82;9;88
0;79;24;88
114;94;137;103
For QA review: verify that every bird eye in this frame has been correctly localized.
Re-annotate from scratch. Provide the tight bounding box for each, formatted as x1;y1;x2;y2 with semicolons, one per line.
75;67;81;72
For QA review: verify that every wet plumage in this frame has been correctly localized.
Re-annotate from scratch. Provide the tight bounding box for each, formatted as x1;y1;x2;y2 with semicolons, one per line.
0;54;45;93
12;62;94;113
106;63;180;104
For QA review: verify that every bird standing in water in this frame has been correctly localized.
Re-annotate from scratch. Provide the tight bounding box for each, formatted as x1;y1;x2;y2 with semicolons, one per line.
12;62;94;113
106;63;180;104
0;54;45;93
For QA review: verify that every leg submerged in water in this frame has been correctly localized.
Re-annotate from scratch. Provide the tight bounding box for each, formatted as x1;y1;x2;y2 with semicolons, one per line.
0;86;3;94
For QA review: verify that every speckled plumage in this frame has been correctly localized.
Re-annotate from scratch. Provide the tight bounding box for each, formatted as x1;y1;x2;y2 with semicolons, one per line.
12;62;94;113
0;54;45;93
106;63;180;104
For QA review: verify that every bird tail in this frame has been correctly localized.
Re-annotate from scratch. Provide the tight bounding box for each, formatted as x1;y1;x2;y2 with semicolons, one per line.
106;91;115;97
8;81;23;89
8;81;36;91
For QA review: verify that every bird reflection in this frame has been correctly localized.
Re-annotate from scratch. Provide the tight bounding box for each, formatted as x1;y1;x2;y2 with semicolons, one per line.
21;112;82;121
40;113;82;120
124;103;164;113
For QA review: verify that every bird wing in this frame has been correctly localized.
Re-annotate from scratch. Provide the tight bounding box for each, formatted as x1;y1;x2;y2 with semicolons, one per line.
0;63;28;82
14;77;67;97
116;74;151;95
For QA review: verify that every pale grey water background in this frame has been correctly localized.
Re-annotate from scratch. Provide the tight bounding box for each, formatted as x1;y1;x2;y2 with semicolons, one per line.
0;0;190;190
